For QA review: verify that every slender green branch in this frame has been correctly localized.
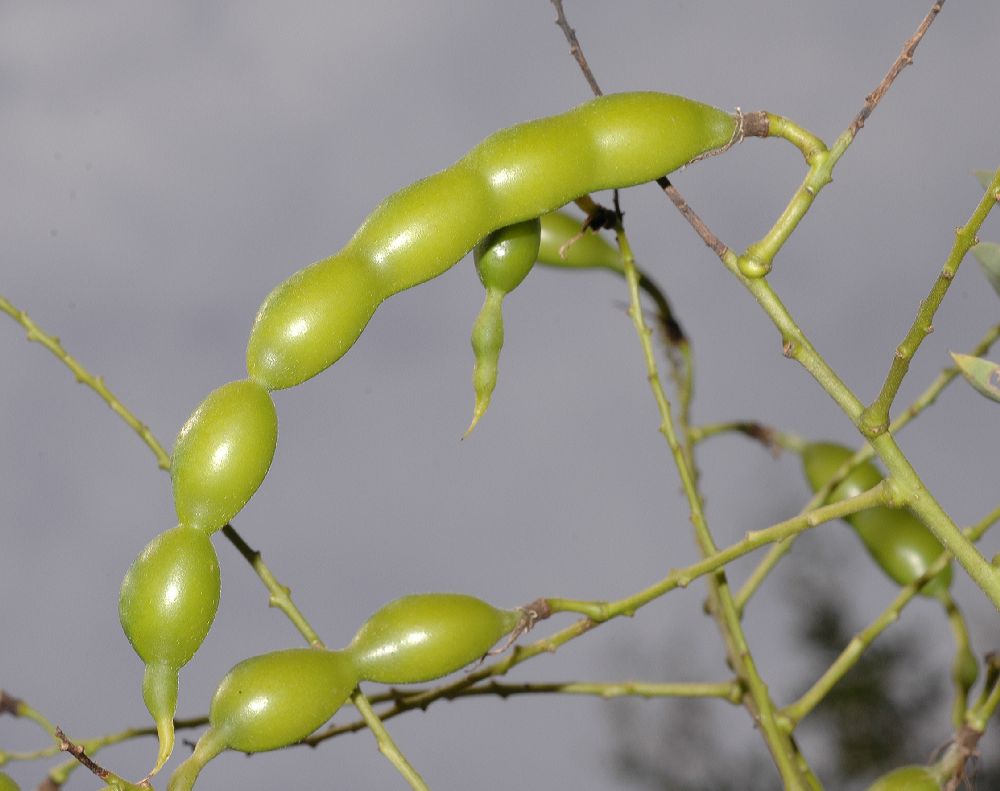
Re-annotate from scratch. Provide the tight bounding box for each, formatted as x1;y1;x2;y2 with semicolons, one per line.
220;525;325;648
616;224;814;790
0;293;171;469
862;166;1000;436
351;691;429;791
430;679;743;702
547;483;890;622
780;547;952;727
738;115;830;278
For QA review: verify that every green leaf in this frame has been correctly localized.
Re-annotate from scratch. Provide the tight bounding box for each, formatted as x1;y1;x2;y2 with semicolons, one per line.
973;242;1000;298
974;170;994;190
951;352;1000;403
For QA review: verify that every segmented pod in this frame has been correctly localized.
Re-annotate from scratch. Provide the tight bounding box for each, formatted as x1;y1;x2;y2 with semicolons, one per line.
247;92;736;390
118;524;221;773
802;442;952;597
865;764;942;790
167;648;358;791
466;218;540;434
171;378;278;533
347;593;521;684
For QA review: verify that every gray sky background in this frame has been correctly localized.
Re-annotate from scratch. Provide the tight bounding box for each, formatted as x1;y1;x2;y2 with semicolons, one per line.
2;3;999;790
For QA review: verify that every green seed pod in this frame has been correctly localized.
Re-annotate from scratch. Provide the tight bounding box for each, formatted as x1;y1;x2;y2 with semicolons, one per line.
347;593;521;684
466;218;540;435
247;92;735;390
171;379;278;533
167;649;358;791
474;218;540;294
866;764;942;790
119;524;221;773
537;211;623;272
801;442;951;598
0;772;21;791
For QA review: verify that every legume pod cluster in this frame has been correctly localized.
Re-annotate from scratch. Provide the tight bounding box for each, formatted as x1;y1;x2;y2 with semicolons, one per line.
115;91;737;778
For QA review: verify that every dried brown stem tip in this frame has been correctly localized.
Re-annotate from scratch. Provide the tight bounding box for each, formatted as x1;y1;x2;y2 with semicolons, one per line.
850;0;944;136
550;0;602;97
0;690;22;715
55;727;109;781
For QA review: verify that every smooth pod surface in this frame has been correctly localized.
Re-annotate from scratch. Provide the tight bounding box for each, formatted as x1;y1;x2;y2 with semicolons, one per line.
801;442;951;596
348;593;521;684
119;524;221;673
171;378;278;533
119;523;221;771
850;509;953;596
473;218;541;294
208;648;358;754
802;441;883;504
866;764;942;790
537;211;623;272
247;92;735;390
0;773;20;791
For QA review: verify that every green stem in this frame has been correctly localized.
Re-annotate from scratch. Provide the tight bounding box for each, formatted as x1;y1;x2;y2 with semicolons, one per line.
220;525;325;648
616;224;814;790
781;546;952;727
862;167;1000;437
0;293;171;469
351;691;429;791
738;115;830;278
547;483;890;622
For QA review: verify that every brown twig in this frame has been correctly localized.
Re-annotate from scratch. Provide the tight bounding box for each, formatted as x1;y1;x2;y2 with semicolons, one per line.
549;0;602;96
850;0;945;137
656;177;729;259
55;728;109;782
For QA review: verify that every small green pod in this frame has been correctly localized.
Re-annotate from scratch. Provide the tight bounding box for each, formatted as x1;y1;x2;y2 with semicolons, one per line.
171;379;278;533
850;508;953;597
466;219;540;435
866;764;942;790
537;211;623;272
347;593;521;684
801;442;951;597
119;524;221;773
167;648;358;791
474;218;540;294
0;773;21;791
801;441;883;504
247;92;735;391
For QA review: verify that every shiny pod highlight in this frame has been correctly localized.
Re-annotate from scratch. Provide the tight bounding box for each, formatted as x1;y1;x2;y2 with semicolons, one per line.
347;593;521;684
167;649;358;791
247;92;736;390
171;379;278;533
